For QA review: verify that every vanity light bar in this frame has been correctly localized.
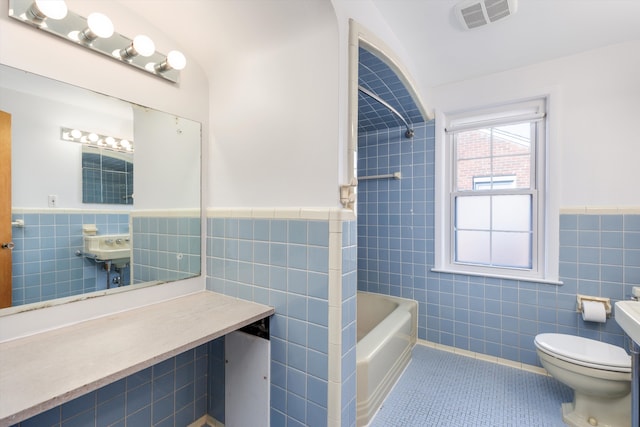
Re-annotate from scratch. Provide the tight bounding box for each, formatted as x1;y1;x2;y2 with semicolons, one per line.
61;127;134;153
8;0;186;83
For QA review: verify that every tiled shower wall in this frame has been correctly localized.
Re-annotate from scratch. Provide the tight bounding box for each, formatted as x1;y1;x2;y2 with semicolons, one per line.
205;210;356;427
357;123;433;340
357;122;639;367
10;210;129;306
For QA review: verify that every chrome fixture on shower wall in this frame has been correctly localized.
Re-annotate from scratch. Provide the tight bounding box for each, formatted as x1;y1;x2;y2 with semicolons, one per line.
8;0;187;83
358;85;414;138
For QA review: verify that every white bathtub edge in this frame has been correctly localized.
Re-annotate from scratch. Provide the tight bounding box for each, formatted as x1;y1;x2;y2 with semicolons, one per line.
356;342;413;426
356;292;418;427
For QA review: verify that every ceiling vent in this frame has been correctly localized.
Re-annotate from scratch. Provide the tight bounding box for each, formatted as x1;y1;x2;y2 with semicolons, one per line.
454;0;518;30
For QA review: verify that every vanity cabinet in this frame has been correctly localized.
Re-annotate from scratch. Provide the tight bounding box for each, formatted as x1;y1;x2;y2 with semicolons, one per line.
0;291;274;426
225;331;271;426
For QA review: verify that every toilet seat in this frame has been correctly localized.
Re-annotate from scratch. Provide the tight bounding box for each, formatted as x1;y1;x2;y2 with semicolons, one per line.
535;333;631;372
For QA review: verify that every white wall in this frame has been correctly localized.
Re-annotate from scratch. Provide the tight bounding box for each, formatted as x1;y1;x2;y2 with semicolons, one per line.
1;85;133;209
207;2;341;208
133;106;200;210
430;40;640;208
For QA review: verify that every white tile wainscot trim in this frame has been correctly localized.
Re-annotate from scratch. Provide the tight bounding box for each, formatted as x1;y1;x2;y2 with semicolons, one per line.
0;291;274;427
130;208;201;217
206;207;356;221
559;206;640;214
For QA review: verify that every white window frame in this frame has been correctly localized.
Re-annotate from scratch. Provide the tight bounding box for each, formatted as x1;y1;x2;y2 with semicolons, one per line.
434;96;560;284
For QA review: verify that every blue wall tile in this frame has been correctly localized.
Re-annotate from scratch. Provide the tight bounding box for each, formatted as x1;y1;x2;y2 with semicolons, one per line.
132;215;200;284
357;122;635;365
206;216;333;425
13;345;208;427
11;211;130;306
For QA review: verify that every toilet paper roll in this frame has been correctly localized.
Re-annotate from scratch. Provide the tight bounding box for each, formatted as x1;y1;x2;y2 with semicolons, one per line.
582;300;607;323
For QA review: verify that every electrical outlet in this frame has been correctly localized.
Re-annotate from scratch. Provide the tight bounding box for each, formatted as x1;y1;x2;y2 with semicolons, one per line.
48;195;57;208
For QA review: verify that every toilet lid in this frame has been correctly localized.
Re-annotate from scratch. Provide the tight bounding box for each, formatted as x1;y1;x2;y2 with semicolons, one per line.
535;333;631;372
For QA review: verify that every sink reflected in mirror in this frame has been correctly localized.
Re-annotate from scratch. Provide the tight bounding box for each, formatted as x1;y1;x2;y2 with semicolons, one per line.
84;233;131;263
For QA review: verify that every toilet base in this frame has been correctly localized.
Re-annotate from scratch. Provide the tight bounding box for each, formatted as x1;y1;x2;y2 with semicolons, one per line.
561;391;630;427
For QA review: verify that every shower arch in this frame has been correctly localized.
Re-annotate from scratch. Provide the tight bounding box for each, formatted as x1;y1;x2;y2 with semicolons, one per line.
344;20;433;209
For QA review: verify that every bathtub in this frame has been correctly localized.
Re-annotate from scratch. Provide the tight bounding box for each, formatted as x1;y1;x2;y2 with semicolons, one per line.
356;291;418;426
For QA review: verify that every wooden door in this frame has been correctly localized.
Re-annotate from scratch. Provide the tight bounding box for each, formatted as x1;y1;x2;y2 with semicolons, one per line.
0;110;11;308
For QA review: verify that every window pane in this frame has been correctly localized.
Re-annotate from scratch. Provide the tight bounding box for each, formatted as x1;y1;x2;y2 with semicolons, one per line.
492;195;532;231
492;154;530;189
492;123;531;156
473;175;516;190
447;99;544;275
456;230;490;265
456;196;490;230
456;130;490;160
455;123;532;191
491;232;531;268
456;158;490;191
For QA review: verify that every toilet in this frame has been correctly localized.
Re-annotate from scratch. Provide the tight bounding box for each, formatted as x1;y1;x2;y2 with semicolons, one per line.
534;333;631;427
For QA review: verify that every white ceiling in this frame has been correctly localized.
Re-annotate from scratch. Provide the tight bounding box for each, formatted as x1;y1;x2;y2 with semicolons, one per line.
371;0;640;88
120;0;640;90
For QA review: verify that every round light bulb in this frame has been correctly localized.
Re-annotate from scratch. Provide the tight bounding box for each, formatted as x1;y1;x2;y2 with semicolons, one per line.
70;129;82;139
34;0;68;20
88;133;99;142
67;30;80;42
105;136;116;146
167;50;186;70
133;35;155;57
87;12;114;39
120;139;131;148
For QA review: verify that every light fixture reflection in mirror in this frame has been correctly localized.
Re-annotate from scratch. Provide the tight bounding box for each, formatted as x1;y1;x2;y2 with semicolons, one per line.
61;127;134;153
8;0;186;83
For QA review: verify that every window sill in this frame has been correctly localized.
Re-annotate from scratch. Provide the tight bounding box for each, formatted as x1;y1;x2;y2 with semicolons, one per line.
430;268;563;286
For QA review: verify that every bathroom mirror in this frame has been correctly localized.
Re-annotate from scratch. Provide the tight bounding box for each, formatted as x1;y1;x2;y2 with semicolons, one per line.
0;63;201;312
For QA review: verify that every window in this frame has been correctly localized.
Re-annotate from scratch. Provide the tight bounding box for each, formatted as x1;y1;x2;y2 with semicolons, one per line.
436;98;549;280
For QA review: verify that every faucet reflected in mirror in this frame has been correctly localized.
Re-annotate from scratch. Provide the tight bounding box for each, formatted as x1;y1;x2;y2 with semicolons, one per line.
0;64;202;311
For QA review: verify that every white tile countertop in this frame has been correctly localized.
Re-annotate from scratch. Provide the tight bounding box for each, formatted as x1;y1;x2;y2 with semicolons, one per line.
0;291;274;426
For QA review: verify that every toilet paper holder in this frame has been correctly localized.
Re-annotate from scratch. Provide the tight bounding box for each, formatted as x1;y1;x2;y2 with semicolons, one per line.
576;294;612;318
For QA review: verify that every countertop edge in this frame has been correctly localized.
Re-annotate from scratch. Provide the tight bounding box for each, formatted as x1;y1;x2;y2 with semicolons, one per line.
0;291;274;426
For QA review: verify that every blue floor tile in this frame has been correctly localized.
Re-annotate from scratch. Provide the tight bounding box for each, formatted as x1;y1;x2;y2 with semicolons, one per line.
369;345;572;426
